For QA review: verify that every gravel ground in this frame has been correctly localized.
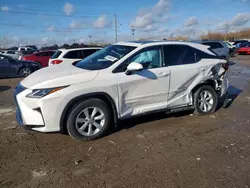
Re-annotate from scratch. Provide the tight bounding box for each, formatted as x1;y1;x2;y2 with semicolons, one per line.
0;55;250;188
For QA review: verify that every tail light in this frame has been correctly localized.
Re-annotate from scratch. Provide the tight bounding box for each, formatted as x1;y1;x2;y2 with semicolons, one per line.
51;60;62;65
222;62;229;71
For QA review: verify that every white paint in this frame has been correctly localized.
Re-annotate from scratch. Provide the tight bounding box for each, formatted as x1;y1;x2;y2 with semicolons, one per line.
16;41;229;133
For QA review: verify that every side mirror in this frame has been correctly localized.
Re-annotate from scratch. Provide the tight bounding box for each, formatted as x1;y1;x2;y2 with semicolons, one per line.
125;62;143;75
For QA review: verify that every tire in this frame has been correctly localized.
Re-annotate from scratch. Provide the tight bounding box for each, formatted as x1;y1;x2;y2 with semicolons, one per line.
66;98;112;141
36;62;42;68
19;67;32;77
194;85;218;115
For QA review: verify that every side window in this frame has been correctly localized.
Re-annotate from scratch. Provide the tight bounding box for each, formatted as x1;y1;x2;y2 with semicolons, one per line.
7;51;14;54
82;49;97;58
163;45;196;66
63;50;83;59
115;46;162;72
130;48;162;69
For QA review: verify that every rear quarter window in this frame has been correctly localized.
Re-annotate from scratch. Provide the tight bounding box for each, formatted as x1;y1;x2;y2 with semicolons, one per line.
63;50;84;59
51;51;62;59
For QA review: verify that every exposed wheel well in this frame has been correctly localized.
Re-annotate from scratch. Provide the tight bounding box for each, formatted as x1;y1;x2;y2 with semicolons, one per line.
191;80;217;103
60;93;118;133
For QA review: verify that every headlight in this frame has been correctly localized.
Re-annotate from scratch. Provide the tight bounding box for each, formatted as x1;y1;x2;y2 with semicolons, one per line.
26;86;67;98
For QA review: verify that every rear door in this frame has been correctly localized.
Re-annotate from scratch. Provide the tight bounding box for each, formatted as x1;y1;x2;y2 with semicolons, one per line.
38;52;54;67
163;45;207;108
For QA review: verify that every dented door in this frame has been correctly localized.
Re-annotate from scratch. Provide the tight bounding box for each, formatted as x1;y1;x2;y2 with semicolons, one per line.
116;46;170;118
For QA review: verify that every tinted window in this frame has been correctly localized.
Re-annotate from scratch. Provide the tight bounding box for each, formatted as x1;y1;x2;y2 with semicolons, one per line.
163;45;196;66
75;45;136;70
64;50;84;59
7;51;15;54
82;49;98;58
51;50;62;59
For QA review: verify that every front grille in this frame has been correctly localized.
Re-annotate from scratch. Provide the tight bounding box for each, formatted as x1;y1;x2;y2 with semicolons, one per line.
14;84;26;125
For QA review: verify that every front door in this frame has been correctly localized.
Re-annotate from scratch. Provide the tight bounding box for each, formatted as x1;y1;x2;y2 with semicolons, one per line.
115;46;170;118
0;55;16;77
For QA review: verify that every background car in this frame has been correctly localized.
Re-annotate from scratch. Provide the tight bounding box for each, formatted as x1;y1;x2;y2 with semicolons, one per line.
22;50;55;67
1;50;19;59
225;41;236;57
48;47;102;66
200;41;230;61
0;54;40;77
18;50;36;60
237;42;250;55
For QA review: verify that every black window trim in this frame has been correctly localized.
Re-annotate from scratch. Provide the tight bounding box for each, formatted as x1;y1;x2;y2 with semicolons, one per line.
112;45;164;73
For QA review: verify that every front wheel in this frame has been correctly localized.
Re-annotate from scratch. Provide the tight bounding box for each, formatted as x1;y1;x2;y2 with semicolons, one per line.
19;67;32;77
66;98;112;141
194;85;218;115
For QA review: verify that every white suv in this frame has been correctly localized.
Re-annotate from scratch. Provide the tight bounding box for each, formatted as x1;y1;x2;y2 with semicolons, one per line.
48;47;102;66
14;41;229;141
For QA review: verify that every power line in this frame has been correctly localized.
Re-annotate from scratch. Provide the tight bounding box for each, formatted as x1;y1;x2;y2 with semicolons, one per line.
1;4;114;16
114;14;117;42
0;10;114;18
0;23;112;30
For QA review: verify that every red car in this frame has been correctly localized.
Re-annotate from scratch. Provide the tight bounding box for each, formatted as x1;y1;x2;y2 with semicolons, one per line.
237;42;250;55
22;50;55;67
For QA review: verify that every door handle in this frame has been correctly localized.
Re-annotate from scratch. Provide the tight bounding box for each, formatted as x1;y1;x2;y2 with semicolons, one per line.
199;68;205;71
157;72;169;78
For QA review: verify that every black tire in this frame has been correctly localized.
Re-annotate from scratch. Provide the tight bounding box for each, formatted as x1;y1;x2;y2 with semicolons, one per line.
36;62;42;68
66;98;112;141
194;85;218;115
19;66;32;77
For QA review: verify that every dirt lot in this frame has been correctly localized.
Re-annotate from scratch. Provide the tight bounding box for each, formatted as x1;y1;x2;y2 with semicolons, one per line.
0;55;250;188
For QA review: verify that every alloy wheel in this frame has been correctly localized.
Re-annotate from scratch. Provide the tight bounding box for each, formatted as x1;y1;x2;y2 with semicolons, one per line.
75;107;105;136
198;90;214;112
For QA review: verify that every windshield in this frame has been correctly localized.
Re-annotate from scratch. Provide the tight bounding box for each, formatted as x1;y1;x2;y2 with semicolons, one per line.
75;45;136;70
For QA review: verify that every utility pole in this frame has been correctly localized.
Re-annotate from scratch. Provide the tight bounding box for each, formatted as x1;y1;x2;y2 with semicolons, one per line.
88;35;92;44
225;21;228;41
114;14;118;42
170;33;173;40
130;25;135;40
73;39;76;44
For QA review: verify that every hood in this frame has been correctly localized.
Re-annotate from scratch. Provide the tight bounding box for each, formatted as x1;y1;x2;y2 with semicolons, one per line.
21;63;99;89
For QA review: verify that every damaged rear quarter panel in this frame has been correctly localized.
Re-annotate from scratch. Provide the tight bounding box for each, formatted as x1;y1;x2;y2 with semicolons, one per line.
167;59;228;108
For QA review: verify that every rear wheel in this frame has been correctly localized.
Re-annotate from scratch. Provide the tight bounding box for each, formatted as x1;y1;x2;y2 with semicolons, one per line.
19;67;32;77
194;85;218;115
66;98;112;141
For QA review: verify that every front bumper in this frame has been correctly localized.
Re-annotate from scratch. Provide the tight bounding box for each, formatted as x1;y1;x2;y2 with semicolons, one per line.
13;84;62;132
